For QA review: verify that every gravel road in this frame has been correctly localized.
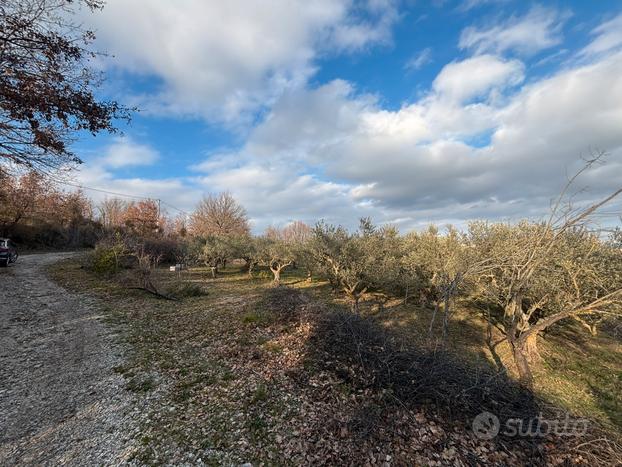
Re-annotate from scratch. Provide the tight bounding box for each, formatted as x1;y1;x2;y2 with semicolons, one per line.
0;253;136;466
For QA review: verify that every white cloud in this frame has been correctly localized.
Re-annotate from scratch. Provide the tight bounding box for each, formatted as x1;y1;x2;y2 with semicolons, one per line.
188;51;622;231
331;0;400;51
76;8;622;233
457;0;511;12
101;137;159;168
459;6;568;56
579;13;622;58
404;47;432;71
432;55;524;102
73;163;202;218
194;166;361;231
86;0;400;124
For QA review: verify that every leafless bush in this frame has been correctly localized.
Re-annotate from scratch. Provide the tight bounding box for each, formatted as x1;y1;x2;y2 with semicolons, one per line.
134;246;162;291
166;280;208;298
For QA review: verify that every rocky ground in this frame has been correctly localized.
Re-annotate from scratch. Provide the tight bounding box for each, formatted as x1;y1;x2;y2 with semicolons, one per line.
0;253;138;466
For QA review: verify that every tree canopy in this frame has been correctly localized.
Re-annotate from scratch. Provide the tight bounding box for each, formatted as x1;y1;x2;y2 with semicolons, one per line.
0;0;131;174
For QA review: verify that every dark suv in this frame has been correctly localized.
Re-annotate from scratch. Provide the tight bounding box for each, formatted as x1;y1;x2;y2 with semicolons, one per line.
0;238;18;267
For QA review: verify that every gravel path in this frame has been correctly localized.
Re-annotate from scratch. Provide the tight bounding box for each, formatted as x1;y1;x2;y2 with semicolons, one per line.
0;253;136;466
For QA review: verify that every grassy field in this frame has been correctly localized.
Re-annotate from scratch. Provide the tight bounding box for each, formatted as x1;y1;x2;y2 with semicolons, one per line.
49;258;622;465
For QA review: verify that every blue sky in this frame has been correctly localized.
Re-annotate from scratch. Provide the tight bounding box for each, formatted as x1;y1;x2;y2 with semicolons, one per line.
72;0;622;232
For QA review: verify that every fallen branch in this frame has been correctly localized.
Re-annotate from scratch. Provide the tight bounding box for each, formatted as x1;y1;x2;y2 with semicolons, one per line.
128;286;179;301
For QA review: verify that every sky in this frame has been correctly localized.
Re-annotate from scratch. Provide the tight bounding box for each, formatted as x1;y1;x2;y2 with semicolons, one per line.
71;0;622;233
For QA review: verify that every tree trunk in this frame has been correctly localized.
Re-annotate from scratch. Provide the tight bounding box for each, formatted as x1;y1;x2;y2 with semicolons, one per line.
428;302;439;338
210;266;217;278
522;333;542;363
512;341;534;388
271;267;281;285
442;294;451;341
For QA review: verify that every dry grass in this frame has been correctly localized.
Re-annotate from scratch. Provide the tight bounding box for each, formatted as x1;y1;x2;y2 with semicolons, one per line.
48;258;622;465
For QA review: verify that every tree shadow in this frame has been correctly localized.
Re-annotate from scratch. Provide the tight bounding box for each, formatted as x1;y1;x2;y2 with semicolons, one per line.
250;286;622;464
301;307;546;454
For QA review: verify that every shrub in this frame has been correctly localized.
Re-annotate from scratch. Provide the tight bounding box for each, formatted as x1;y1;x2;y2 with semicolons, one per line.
88;245;120;275
166;280;208;298
86;234;128;275
142;237;186;264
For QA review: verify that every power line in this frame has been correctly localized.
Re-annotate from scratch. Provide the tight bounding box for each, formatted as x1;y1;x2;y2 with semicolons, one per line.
160;200;189;216
51;179;153;201
50;178;190;217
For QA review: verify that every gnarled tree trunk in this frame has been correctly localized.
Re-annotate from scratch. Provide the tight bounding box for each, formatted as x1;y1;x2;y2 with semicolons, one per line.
522;333;541;363
271;267;281;285
512;339;535;388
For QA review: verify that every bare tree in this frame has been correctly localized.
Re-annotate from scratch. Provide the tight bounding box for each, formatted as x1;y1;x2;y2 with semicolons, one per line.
0;0;131;174
281;220;311;244
0;171;50;233
189;192;249;237
97;197;127;229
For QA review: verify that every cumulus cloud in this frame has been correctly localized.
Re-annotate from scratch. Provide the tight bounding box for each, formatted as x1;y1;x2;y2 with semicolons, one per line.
69;138;200;219
190;51;622;231
77;6;622;233
101;137;160;168
73;163;202;219
85;0;400;123
432;55;524;102
459;6;568;56
193;166;362;231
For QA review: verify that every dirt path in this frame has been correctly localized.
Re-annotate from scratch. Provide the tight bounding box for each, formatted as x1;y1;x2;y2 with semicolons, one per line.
0;253;136;465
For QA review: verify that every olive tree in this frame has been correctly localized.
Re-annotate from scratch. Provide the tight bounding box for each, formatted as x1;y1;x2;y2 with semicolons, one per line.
469;188;622;387
256;236;297;285
403;225;488;341
310;218;398;312
191;235;235;278
223;234;256;276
